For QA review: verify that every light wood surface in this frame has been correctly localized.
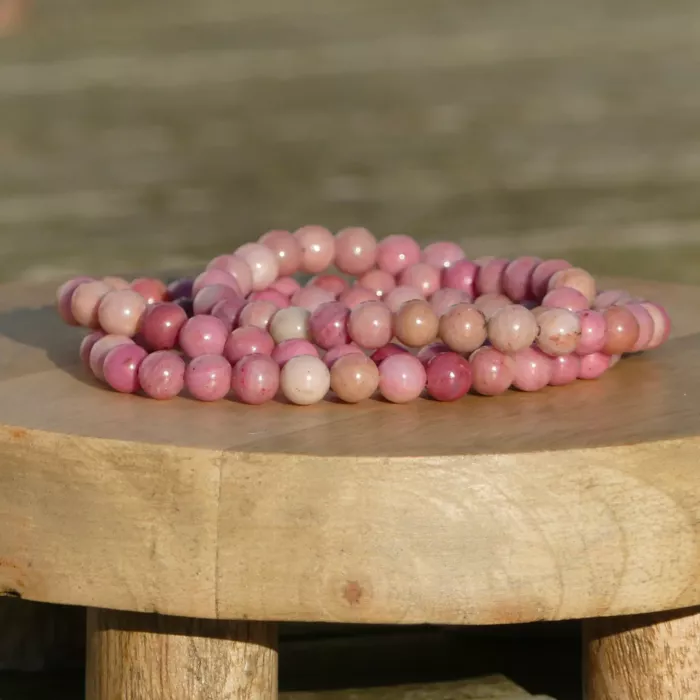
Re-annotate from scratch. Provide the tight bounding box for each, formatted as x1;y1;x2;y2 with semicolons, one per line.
0;278;699;625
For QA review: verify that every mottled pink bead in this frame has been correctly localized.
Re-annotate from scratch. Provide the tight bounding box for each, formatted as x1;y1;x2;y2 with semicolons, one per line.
530;259;571;301
293;225;336;274
178;315;228;357
140;302;188;351
378;353;426;403
398;263;441;298
103;343;148;394
185;354;232;402
442;259;479;297
193;284;242;315
425;352;472;401
166;277;194;302
469;347;515;396
641;302;671;350
235;242;280;291
206;255;253;297
417;342;451;366
231;353;280;405
57;277;93;325
130;278;167;306
259;229;302;277
430;288;470;317
475;258;509;296
512;347;553;392
370;343;409;365
223;326;274;364
348;301;393;350
89;335;134;381
97;289;147;337
323;343;364;368
487;305;538;353
138;350;186;400
578;352;611;380
593;289;633;311
271;338;320;367
385;285;423;313
248;288;290;309
271;276;302;298
307;274;348;298
80;331;106;368
376;234;421;276
291;286;336;313
210;298;247;332
548;267;596;304
626;303;655;352
422;241;465;270
549;353;581;386
340;286;380;309
309;301;350;350
542;287;589;312
502;256;541;302
334;226;377;275
576;310;607;355
535;308;581;356
357;269;396;301
193;269;241;297
238;300;278;330
71;280;112;328
474;293;512;321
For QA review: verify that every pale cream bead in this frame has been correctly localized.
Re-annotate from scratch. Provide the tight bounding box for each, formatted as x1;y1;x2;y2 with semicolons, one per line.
269;306;312;343
280;354;331;405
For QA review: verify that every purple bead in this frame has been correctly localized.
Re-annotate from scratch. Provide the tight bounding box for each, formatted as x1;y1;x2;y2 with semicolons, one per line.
271;339;320;367
185;354;232;401
309;301;350;350
223;326;274;364
441;259;479;297
140;302;188;351
549;354;581;386
232;354;280;405
578;352;611;380
166;277;194;301
425;352;472;401
210;297;247;332
512;347;553;392
576;310;607;355
103;344;148;394
193;284;242;315
174;297;194;318
178;316;228;358
138;350;186;400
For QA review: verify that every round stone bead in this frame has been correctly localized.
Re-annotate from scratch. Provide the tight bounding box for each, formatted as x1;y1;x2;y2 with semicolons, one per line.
370;343;409;365
542;287;589;312
57;276;93;325
309;301;350;350
193;269;242;297
535;308;581;356
626;303;655;352
512;347;553;392
248;289;290;309
549;353;581;386
259;229;302;277
307;274;349;299
641;302;672;350
473;293;512;320
576;310;606;355
231;354;280;405
97;289;147;336
166;277;194;302
430;288;470;317
578;352;611;380
323;343;364;368
339;286;378;309
530;259;571;301
438;303;487;354
602;306;640;355
234;243;280;292
103;343;148;394
269;306;312;344
238;300;278;331
593;289;633;310
425;352;472;402
89;335;134;381
185;354;232;402
178;315;228;358
140;302;188;351
206;255;254;297
376;234;421;276
271;339;320;368
417;342;451;366
80;331;106;368
223;326;274;364
281;354;331;405
348;301;393;350
475;258;509;296
193;284;241;316
330;353;380;403
130;278;167;305
487;305;538;353
385;285;423;313
293;225;336;274
394;299;439;348
71;280;112;328
290;286;336;313
334;226;377;275
502;256;541;302
210;298;247;332
441;259;479;297
357;269;396;301
270;276;302;298
138;350;186;400
103;276;131;290
548;267;596;304
469;347;515;396
378;353;426;404
398;263;441;298
422;241;465;270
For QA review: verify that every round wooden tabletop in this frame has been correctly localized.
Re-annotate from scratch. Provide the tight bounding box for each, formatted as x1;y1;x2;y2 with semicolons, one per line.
0;277;698;626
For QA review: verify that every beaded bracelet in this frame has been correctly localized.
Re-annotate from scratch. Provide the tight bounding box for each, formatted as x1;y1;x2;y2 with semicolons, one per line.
56;226;671;405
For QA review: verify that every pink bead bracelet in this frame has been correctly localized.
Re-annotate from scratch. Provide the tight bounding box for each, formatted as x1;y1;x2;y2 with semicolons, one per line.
57;227;672;405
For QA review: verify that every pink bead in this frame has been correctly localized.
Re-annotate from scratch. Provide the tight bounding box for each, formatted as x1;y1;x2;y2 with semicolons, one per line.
330;353;380;403
371;343;409;365
398;263;441;298
280;354;331;405
357;269;396;301
138;350;186;400
469;347;515;396
593;289;633;310
97;289;147;337
376;234;421;276
89;335;134;381
178;316;228;358
487;305;538;353
211;298;247;332
626;303;655;352
271;276;302;298
140;302;188;351
231;354;280;405
430;288;470;317
271;338;320;367
193;269;242;297
474;293;512;320
235;242;280;291
535;308;582;356
185;354;232;402
378;353;426;403
339;286;378;309
103;276;131;291
259;229;302;277
130;278;167;306
348;301;393;350
475;258;509;296
578;352;611;380
307;274;349;298
548;267;597;304
309;301;350;350
57;277;93;325
417;342;451;366
166;278;194;301
502;256;541;302
442;259;479;297
549;353;581;386
238;300;278;330
422;241;465;270
206;255;253;297
641;302;672;350
103;343;148;394
248;289;290;309
385;285;423;313
576;310;607;355
542;287;590;312
293;225;336;274
80;331;106;368
512;347;553;392
334;226;377;275
291;286;336;313
223;326;274;364
323;343;364;368
530;260;571;301
193;285;242;315
425;352;472;401
71;280;112;328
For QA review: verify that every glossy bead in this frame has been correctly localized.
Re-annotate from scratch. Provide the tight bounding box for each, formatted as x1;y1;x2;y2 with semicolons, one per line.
502;256;540;302
394;299;439;348
473;293;512;320
307;274;348;299
417;342;451;366
271;276;302;298
174;297;194;318
103;343;148;394
549;353;581;386
231;354;280;405
576;309;607;355
166;278;194;302
238;300;278;331
210;298;246;332
339;286;379;309
224;326;274;364
193;284;241;316
57;277;93;325
593;289;633;310
370;343;409;365
530;259;571;300
290;286;336;313
324;343;364;368
512;347;553;392
438;303;487;354
269;306;311;344
475;258;509;296
248;288;290;309
138;350;186;400
185;354;232;402
398;263;441;298
442;259;479;297
357;269;396;301
140;302;188;351
378;353;426;403
309;301;350;350
234;243;280;291
422;241;465;270
334;226;377;275
376;235;421;276
542;287;589;312
348;301;393;349
280;354;331;405
425;352;472;401
97;290;147;337
271;339;320;367
206;255;254;297
385;285;423;313
259;229;302;276
548;267;596;304
193;269;242;297
578;352;611;380
535;308;581;356
641;302;672;350
626;303;655;352
487;305;538;353
330;353;380;403
293;225;336;274
71;280;112;328
79;331;105;368
103;276;131;290
89;335;134;381
602;306;640;355
130;278;167;305
179;315;228;358
469;347;515;396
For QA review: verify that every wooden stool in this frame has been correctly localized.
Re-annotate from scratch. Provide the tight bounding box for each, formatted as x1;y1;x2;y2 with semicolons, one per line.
0;277;698;700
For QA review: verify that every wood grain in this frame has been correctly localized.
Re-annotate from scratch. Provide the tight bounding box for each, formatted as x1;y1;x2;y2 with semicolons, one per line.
86;609;278;700
0;278;699;625
583;608;700;699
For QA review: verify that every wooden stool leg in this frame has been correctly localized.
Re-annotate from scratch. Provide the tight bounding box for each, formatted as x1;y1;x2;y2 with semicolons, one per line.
583;608;700;700
86;608;278;700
